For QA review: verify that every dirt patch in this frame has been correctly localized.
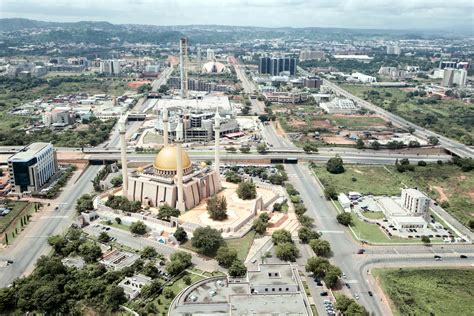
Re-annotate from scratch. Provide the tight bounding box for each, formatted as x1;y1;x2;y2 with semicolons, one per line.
322;135;355;145
432;186;449;202
289;119;307;129
353;169;364;174
273;121;288;137
310;119;333;129
458;175;467;180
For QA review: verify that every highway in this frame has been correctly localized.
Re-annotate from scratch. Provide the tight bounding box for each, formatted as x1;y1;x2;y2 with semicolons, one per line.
318;76;474;159
0;165;101;287
86;151;452;165
151;66;174;92
233;64;265;114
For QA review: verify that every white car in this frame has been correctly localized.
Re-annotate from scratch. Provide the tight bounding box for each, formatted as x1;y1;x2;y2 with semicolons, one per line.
354;294;359;300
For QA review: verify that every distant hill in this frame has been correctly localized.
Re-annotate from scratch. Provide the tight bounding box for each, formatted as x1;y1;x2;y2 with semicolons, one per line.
0;18;119;32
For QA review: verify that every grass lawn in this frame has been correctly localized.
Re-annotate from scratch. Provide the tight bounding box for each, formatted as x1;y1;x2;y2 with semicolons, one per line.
373;268;474;316
313;164;474;229
225;230;256;260
331;115;386;128
181;230;256;261
100;220;130;232
0;202;37;245
361;211;385;220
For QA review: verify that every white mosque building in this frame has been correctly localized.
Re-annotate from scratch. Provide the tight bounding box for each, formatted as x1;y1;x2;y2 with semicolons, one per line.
120;109;223;212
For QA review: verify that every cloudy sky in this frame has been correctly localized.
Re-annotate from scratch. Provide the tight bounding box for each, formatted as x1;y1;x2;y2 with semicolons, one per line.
1;0;473;31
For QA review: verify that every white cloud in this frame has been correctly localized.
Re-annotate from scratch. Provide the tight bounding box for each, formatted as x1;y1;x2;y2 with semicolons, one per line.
1;0;473;30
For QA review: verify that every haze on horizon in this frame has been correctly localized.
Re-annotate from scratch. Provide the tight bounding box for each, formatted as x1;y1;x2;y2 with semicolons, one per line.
1;0;473;32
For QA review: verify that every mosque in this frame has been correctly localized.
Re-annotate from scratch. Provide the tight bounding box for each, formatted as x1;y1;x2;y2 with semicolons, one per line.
120;108;223;213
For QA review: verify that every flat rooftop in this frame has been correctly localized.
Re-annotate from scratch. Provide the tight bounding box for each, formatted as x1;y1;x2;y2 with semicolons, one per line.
391;216;427;224
230;293;309;315
377;197;407;216
403;188;427;199
8;142;51;161
248;264;296;287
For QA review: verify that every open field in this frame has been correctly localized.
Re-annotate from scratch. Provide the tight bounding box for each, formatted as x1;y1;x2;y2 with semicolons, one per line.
350;215;420;243
182;229;256;261
361;211;385;220
0;201;36;245
225;230;256;260
339;83;474;144
331;115;386;128
313;163;474;228
373;268;474;316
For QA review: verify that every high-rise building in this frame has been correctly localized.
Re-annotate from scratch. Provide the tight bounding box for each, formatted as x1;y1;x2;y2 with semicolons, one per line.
299;49;325;61
386;45;401;55
441;68;467;87
258;57;297;76
302;76;323;89
8;143;59;194
206;48;215;61
99;59;121;75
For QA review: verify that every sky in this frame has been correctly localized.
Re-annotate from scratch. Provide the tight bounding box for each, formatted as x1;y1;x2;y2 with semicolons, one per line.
1;0;474;31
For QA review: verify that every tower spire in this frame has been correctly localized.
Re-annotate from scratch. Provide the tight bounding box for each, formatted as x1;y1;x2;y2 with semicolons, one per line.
214;107;221;177
175;119;185;212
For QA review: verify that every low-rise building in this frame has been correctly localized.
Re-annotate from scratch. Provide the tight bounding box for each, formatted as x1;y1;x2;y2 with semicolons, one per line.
263;91;309;104
99;249;140;271
349;72;377;83
320;98;359;114
119;274;152;300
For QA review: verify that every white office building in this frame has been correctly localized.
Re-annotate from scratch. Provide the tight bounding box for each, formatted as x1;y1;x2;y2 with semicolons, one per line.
8;143;59;194
99;59;121;75
401;188;430;215
320;98;359;114
206;48;215;61
349;72;377;83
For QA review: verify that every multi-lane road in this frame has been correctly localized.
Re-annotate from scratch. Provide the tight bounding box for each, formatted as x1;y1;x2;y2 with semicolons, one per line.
0;165;101;287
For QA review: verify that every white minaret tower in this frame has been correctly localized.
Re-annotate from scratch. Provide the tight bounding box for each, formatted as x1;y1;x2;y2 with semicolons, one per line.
214;108;221;176
196;44;202;72
119;115;128;197
162;109;169;146
175;119;185;213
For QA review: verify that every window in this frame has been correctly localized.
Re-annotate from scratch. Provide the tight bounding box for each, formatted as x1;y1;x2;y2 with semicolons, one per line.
265;288;268;292
279;288;282;291
286;288;289;291
272;288;275;292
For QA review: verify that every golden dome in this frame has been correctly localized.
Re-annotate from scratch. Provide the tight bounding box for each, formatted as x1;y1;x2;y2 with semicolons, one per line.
153;145;192;171
200;161;207;168
136;166;145;172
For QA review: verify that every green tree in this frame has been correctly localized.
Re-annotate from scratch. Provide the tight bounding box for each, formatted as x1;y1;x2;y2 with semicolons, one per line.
183;275;192;285
141;246;158;259
324;186;338;200
163;288;175;299
256;143;267;154
272;229;292;245
48;235;67;255
225;170;242;183
130;221;148;235
76;194;94;213
173;227;188;244
215;246;238;268
428;136;439;145
104;286;127;311
370;140;381;150
79;242;102;263
421;235;431;244
240;146;251;153
298;227;320;244
207;195;228;220
191;226;224;256
228;259;247;277
275;242;300;261
237;181;257;200
303;142;319;153
336;213;353;226
110;176;123;187
158;84;169;93
323;266;341;288
335;294;354;313
115;217;122;224
98;232;110;243
326;155;345;174
355;139;365;149
165;252;192;276
309;239;331;257
157;204;181;221
142;262;160;279
305;256;330;278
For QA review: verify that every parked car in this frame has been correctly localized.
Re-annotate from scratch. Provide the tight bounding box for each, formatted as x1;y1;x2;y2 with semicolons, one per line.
320;292;328;296
368;291;373;296
357;249;365;254
460;255;468;259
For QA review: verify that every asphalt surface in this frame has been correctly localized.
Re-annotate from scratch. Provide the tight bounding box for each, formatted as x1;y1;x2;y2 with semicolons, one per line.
0;165;101;287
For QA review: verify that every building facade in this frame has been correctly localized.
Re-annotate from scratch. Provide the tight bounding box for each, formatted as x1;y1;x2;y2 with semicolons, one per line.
259;57;297;76
401;188;430;215
8;143;59;194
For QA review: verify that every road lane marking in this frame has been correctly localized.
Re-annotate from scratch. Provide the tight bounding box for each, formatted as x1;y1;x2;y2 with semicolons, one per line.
41;216;68;219
319;230;345;234
345;280;359;284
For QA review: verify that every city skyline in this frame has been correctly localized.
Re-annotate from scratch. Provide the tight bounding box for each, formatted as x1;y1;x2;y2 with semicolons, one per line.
1;0;473;32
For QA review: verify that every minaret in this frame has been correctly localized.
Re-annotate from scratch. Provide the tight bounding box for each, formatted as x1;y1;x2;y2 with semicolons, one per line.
162;109;169;146
175;119;185;213
119;116;128;197
214;108;221;176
